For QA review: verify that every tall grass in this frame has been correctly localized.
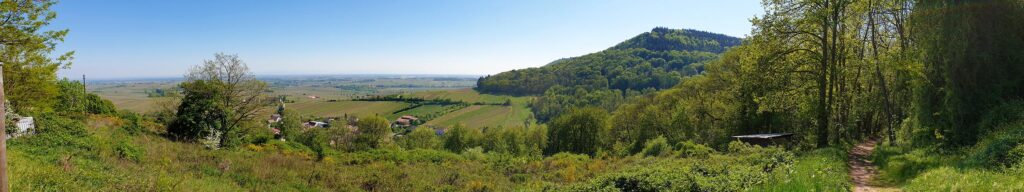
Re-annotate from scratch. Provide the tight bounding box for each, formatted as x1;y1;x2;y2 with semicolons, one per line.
754;148;851;191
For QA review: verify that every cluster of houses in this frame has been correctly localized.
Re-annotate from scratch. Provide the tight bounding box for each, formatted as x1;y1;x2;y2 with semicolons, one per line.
393;115;419;127
265;110;448;140
264;96;455;140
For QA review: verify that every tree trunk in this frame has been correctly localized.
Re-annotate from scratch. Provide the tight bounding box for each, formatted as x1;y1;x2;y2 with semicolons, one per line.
0;65;9;192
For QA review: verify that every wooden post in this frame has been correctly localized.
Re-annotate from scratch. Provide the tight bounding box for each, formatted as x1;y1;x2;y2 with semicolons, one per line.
0;64;9;192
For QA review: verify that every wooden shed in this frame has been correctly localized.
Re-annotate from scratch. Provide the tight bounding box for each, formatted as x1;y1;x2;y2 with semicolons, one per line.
731;133;794;146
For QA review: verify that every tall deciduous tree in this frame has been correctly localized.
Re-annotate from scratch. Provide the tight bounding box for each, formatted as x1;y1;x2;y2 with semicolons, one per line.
174;53;268;147
168;80;225;142
0;0;74;115
912;0;1024;145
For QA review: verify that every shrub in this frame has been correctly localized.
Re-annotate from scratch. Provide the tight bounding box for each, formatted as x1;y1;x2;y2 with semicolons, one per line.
1008;144;1024;168
22;115;96;155
965;124;1024;168
640;136;672;157
115;140;143;162
461;147;487;161
85;94;117;115
675;140;714;158
355;116;391;149
119;112;144;135
567;166;693;191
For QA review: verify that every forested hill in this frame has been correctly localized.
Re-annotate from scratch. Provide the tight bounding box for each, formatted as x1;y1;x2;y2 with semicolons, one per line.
475;27;742;95
609;27;742;53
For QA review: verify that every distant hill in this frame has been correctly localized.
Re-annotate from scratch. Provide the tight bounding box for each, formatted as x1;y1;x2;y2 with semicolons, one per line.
476;27;742;95
610;27;742;53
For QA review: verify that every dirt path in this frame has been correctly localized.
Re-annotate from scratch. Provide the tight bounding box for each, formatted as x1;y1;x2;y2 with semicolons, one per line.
849;140;898;192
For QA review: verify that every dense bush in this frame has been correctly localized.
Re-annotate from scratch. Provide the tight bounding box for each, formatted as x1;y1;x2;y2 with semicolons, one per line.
546;108;608;156
641;136;672;157
400;126;441;150
354;116;391;150
167;80;224;142
569;143;798;191
114;140;143;162
84;94;117;115
119;112;145;135
675;140;714;158
966;126;1024;168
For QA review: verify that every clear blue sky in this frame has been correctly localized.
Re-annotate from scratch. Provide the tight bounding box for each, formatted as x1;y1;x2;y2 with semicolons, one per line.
51;0;762;79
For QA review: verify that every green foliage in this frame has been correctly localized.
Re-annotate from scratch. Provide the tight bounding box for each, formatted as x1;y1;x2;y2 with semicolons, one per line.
568;144;802;191
754;148;851;191
903;167;1024;191
400;126;440;150
675;140;714;158
610;27;742;53
274;109;302;141
114;140;143;162
54;79;118;117
1;0;74;115
354;115;392;150
85;94;117;115
119;112;144;135
912;0;1024;146
546;108;608;156
168;80;224;141
477;28;736;95
965;126;1024;168
443;124;473;152
640;136;672;157
298;128;331;160
871;146;948;184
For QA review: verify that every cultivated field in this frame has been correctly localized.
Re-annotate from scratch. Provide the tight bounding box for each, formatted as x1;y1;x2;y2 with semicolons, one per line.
425;104;534;129
288;100;411;118
91;77;535;129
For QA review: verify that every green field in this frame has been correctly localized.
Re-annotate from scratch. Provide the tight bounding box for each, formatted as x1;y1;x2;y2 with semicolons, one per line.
89;82;178;113
425;105;533;129
404;88;513;103
93;81;537;129
288;100;411;118
384;104;464;121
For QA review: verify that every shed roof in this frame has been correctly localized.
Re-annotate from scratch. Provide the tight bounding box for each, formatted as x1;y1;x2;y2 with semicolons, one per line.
731;133;794;139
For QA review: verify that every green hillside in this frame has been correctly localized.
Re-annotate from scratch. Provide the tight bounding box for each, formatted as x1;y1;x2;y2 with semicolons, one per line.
476;27;740;95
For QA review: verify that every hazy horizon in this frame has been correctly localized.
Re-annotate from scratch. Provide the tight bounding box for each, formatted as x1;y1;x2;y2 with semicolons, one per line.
52;0;761;79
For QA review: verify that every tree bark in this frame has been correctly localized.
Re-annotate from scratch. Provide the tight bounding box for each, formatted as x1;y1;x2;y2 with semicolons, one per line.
0;64;9;192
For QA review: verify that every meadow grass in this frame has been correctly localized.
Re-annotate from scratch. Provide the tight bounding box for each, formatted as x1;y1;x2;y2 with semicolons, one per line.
754;148;852;191
903;167;1024;191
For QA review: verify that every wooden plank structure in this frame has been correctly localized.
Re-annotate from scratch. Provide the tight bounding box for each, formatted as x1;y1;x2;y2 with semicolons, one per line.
731;133;794;146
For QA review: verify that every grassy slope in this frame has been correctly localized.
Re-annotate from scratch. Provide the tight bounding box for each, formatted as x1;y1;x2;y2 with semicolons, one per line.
407;89;535;128
384;104;459;120
10;115;850;191
405;88;512;104
871;145;1024;191
425;105;532;129
754;148;852;191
